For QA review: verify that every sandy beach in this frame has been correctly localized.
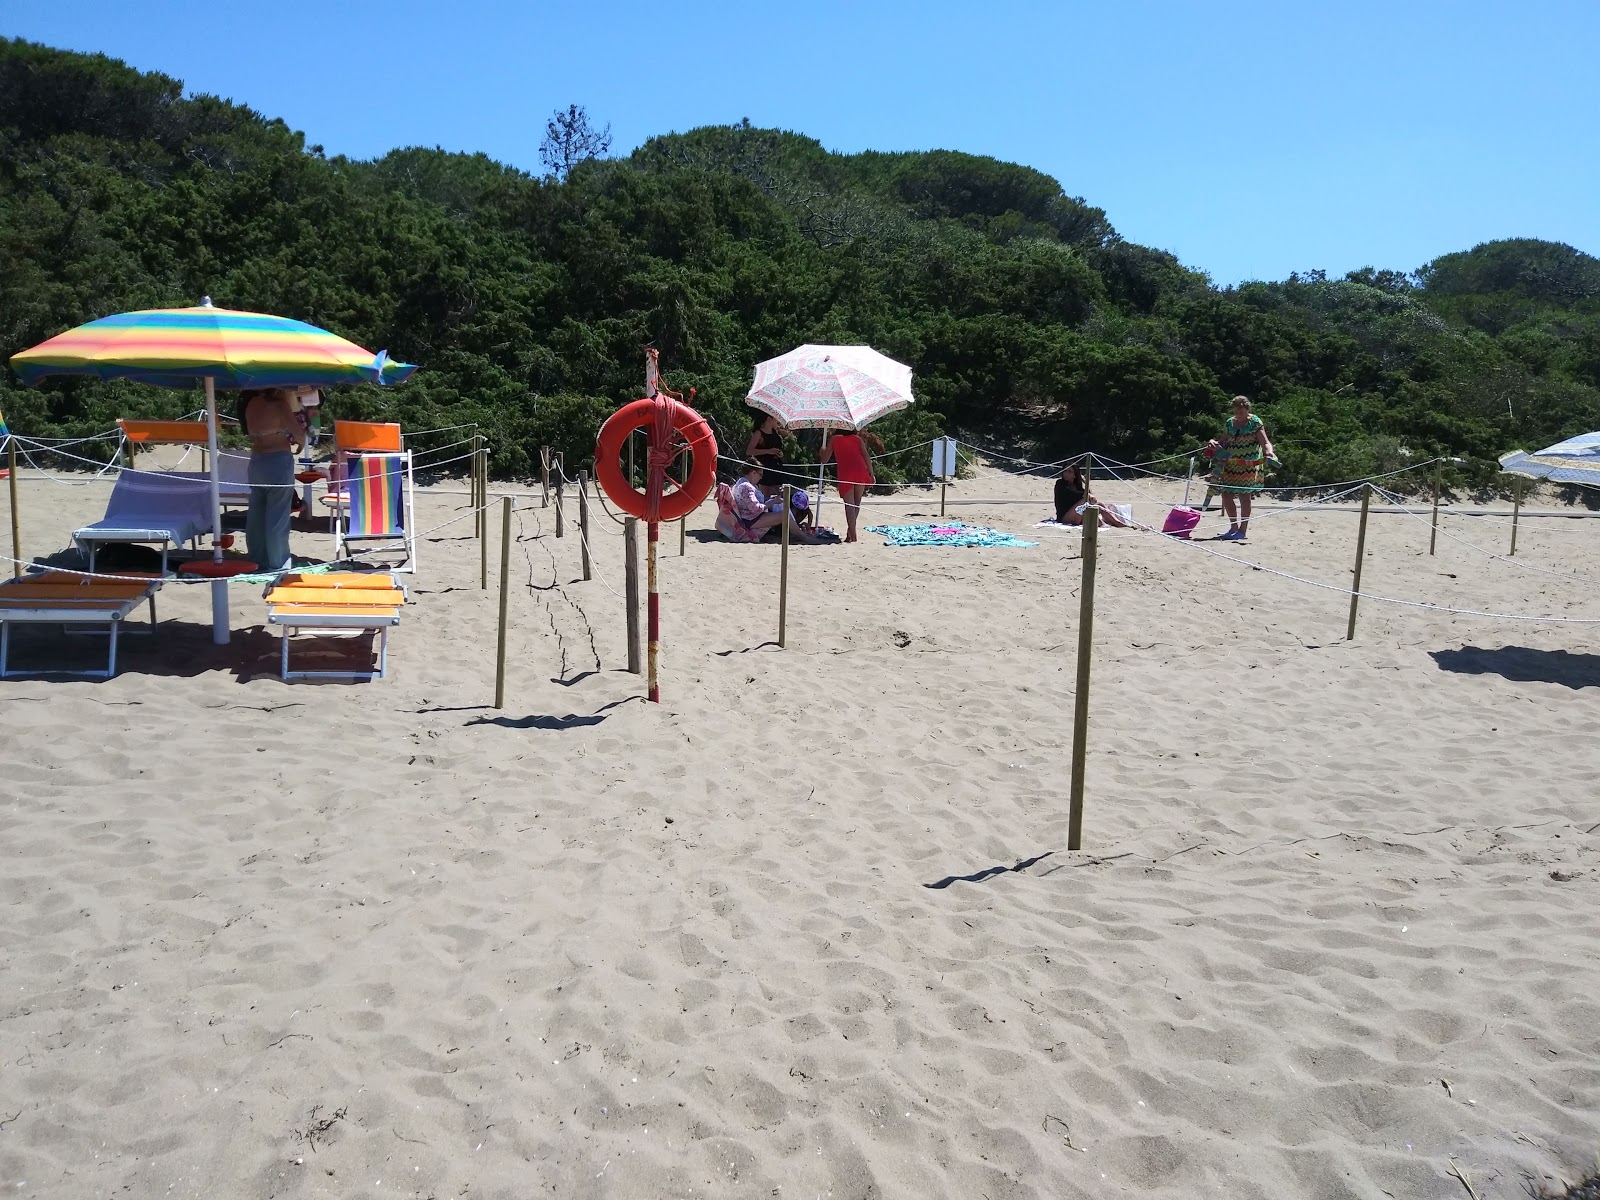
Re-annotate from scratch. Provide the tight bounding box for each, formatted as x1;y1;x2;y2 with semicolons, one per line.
1;457;1597;1199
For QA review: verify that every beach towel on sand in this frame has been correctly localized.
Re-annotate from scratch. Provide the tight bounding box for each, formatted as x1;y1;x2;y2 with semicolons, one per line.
865;523;1036;548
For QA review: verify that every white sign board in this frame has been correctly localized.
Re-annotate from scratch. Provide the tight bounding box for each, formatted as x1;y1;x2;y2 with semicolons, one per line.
931;437;958;480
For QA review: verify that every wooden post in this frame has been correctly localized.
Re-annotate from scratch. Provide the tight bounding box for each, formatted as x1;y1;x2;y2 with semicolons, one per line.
778;484;792;648
540;446;551;508
554;464;565;538
7;439;20;578
578;470;592;580
1346;484;1372;641
1509;477;1522;557
627;430;637;490
472;433;483;538
940;480;947;517
1429;461;1441;556
678;448;687;556
493;497;512;709
1183;456;1196;507
624;518;642;674
478;448;489;590
1067;505;1099;851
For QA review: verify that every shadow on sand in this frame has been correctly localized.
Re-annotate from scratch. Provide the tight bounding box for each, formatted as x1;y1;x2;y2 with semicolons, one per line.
1430;645;1600;690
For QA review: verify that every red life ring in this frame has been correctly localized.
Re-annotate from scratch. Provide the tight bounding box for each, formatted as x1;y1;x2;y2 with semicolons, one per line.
594;398;718;522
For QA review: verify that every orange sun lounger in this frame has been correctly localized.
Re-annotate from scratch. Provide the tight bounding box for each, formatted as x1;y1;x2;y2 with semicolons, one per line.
0;572;161;678
264;572;406;681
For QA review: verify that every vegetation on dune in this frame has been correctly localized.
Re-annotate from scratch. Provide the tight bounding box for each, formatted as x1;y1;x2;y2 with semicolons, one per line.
2;39;1597;491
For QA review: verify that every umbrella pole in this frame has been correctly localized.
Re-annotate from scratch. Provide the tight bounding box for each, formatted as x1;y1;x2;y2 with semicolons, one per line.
816;429;829;524
205;378;229;645
8;438;20;578
1429;462;1441;556
1510;478;1522;557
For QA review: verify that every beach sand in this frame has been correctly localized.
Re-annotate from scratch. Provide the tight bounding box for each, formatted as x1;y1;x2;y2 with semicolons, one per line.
1;457;1597;1199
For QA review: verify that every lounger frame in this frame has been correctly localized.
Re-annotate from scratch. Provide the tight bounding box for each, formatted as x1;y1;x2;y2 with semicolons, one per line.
267;608;400;681
264;574;406;682
0;588;158;678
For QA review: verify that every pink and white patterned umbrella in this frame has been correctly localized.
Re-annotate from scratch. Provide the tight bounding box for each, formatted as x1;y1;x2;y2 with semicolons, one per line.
746;344;914;430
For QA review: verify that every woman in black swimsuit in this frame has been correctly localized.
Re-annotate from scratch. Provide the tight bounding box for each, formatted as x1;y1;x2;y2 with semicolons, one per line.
1054;463;1128;527
746;413;788;491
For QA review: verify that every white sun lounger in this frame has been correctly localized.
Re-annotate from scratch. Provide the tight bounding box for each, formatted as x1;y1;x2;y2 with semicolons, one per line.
73;471;213;574
0;574;161;678
171;450;251;507
264;573;407;681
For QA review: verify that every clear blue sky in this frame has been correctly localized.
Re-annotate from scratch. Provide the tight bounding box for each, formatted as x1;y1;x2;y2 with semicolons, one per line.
5;0;1596;284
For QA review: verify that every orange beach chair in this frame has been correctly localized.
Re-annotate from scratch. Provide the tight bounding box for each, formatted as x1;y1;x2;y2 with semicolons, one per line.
0;571;161;678
264;572;406;681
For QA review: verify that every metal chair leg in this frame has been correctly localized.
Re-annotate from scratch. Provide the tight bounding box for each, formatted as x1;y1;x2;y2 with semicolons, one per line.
107;620;119;677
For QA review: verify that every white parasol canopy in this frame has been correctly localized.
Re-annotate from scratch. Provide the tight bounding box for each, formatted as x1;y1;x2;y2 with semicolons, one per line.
746;344;913;431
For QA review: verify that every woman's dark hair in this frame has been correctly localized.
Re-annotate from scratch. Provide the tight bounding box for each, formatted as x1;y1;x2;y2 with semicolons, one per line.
1060;464;1082;484
236;388;267;434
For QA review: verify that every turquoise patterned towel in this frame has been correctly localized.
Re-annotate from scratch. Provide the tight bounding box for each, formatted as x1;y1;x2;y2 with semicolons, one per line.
864;523;1037;548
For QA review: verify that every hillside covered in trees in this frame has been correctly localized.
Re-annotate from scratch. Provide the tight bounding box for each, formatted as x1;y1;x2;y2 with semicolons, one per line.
2;38;1597;489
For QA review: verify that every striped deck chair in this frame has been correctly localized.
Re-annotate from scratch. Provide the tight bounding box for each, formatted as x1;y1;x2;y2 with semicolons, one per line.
320;421;403;512
333;451;416;572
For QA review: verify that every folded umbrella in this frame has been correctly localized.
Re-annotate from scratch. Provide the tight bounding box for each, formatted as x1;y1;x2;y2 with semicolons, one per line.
1499;432;1600;486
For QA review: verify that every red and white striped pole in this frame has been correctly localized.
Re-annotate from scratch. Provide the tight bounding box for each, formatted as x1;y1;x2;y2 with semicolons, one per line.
642;385;677;705
646;517;660;702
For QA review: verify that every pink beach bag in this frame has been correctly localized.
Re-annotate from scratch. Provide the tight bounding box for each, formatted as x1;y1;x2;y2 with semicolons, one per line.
1162;506;1202;538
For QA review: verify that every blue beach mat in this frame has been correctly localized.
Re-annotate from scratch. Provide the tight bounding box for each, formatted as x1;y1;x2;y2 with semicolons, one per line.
864;522;1037;548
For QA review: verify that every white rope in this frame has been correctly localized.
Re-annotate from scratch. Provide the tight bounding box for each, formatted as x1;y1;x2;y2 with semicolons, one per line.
1146;523;1600;624
14;436;126;483
10;430;123;446
1369;484;1600;587
0;550;364;586
572;508;624;598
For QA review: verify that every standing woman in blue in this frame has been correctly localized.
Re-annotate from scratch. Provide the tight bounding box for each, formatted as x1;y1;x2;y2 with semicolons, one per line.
1215;395;1276;540
239;388;304;571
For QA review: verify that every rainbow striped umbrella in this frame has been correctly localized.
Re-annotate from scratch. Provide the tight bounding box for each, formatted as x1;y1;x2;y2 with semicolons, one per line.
8;300;415;646
9;302;415;389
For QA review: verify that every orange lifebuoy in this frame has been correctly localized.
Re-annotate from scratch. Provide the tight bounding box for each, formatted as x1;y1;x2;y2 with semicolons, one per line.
595;398;718;522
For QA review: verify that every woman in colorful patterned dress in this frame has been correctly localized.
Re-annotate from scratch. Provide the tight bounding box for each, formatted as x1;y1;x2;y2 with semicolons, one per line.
1213;395;1275;541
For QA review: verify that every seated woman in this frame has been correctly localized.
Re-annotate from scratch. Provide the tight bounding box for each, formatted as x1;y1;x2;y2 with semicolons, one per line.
730;463;818;543
1054;463;1129;528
